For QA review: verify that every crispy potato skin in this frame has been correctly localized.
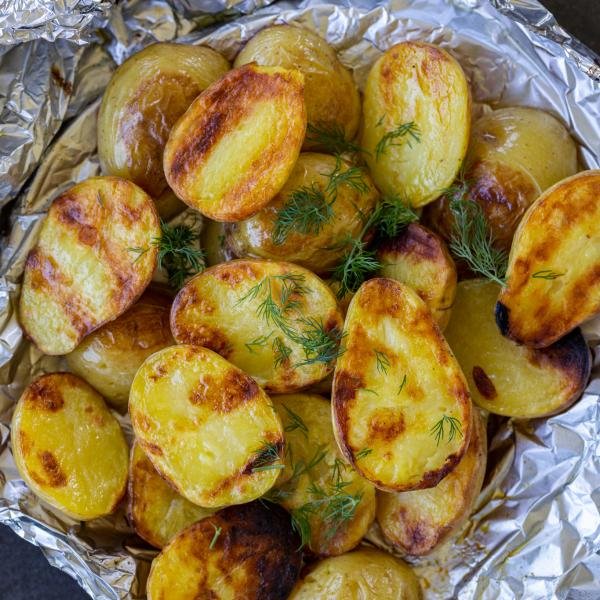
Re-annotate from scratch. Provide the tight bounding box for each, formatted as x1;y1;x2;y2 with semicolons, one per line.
170;260;344;393
201;219;237;267
163;64;307;222
234;25;361;149
129;344;283;507
19;176;159;355
361;42;470;207
66;290;174;412
332;278;471;492
11;373;128;520
377;409;487;555
497;170;600;347
289;548;422;599
147;502;302;600
225;153;379;273
377;224;457;329
98;43;230;198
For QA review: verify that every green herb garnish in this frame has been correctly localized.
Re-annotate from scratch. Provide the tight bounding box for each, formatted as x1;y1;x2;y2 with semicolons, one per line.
209;524;222;550
374;350;391;375
430;415;463;447
306;122;366;156
251;441;284;473
375;121;421;160
531;270;564;280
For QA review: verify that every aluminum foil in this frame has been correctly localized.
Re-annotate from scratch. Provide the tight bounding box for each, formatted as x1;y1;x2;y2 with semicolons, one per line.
1;0;600;598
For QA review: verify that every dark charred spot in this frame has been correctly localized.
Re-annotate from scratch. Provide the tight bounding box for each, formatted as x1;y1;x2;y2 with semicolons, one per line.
472;366;497;400
378;223;440;262
189;370;259;413
38;451;67;487
25;249;61;291
495;301;510;336
26;377;64;412
143;442;163;457
367;409;405;443
51;65;73;95
212;263;259;287
176;324;232;358
149;364;167;382
334;370;364;405
358;278;403;317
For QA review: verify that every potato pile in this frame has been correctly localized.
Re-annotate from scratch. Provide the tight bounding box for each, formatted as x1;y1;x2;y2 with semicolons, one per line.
12;22;597;599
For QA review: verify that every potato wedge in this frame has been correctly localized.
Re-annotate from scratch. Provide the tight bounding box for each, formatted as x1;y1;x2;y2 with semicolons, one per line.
377;408;486;555
271;394;375;556
147;502;301;600
129;344;283;507
361;42;470;207
497;170;600;347
98;43;230;198
19;176;159;355
170;260;344;393
66;290;174;412
163;65;306;221
289;548;422;599
11;373;128;520
234;25;361;150
332;278;471;492
377;223;456;329
447;280;590;417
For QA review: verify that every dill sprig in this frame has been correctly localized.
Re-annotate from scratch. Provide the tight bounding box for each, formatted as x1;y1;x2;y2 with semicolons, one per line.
294;317;345;367
251;441;284;473
375;121;421;160
245;333;273;354
331;236;380;299
325;159;370;198
430;415;463;447
355;448;373;460
373;195;419;238
209;524;222;550
532;269;564;280
374;350;391;375
282;405;309;438
272;336;292;368
398;374;407;395
306;121;366;156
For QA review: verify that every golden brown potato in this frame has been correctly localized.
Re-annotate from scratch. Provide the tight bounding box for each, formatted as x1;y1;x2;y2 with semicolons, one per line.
153;188;187;221
234;25;361;150
361;42;470;207
289;548;422;599
129;344;283;507
377;409;487;555
332;278;471;492
497;170;600;347
446;280;591;417
170;260;344;393
147;502;302;600
98;43;230;198
377;223;457;329
66;290;173;412
225;153;378;273
201;219;236;266
163;65;306;222
11;373;128;520
19;176;159;356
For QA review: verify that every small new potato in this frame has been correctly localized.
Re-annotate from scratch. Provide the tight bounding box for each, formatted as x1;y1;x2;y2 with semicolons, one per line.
98;42;230;198
11;373;128;520
163;64;306;221
201;219;236;267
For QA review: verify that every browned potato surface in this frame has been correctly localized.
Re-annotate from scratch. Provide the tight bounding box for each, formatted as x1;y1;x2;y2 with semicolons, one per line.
201;219;235;266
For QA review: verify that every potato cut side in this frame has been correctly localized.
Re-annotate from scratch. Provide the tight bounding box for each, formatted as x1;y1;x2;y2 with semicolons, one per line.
271;394;375;556
170;260;344;393
377;223;457;329
147;502;302;600
377;408;487;555
11;373;128;520
163;64;306;221
19;176;159;355
497;170;600;347
361;42;470;207
446;280;590;417
332;278;471;492
129;345;283;507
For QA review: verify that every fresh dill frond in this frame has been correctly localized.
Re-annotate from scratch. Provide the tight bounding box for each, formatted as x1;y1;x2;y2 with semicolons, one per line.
209;524;222;550
245;333;273;354
362;388;379;396
372;195;419;238
331;238;380;299
374;350;391;375
375;121;421;160
355;448;373;460
127;246;149;263
294;317;345;367
531;269;564;280
398;374;407;395
282;405;309;438
325;159;370;198
306;121;367;156
430;415;463;447
272;336;292;368
251;441;284;473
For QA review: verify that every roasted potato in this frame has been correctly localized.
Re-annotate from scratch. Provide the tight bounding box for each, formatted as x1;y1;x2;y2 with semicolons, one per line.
129;344;283;507
361;42;470;207
377;408;487;555
19;176;159;356
332;278;471;492
497;170;600;348
170;260;344;393
234;25;361;150
153;188;187;221
11;373;128;520
447;280;591;417
271;394;376;556
225;153;378;273
98;43;230;198
289;548;422;599
66;290;173;412
377;223;457;329
201;218;236;266
163;65;306;222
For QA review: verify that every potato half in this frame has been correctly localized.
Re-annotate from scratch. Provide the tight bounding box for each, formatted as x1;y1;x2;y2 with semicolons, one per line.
361;42;470;207
225;153;378;273
377;409;487;555
332;278;471;492
147;502;302;600
11;373;128;520
289;548;422;599
234;24;361;150
377;223;457;329
98;43;230;198
19;176;159;355
497;170;600;347
163;64;306;221
170;260;344;393
129;345;283;507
